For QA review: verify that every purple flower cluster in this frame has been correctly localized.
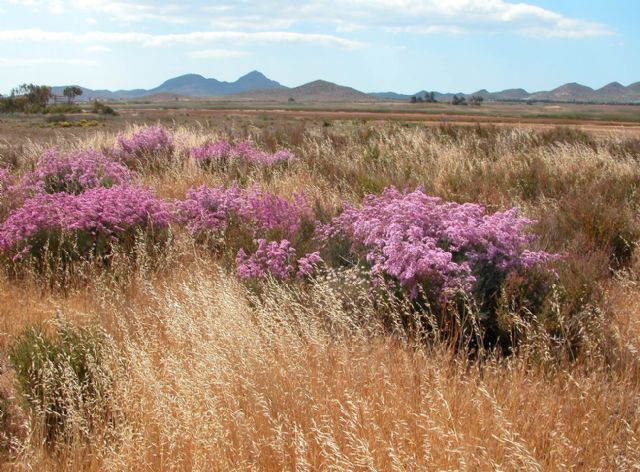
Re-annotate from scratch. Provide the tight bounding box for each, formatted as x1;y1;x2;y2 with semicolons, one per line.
114;126;174;163
191;140;295;166
236;239;321;279
20;148;134;195
191;140;232;164
0;186;172;259
178;184;311;238
322;187;557;299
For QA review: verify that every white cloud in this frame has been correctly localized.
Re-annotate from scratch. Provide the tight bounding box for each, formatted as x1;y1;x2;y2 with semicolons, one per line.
86;45;111;53
48;0;64;14
0;57;98;65
199;0;613;38
72;0;187;24
0;0;613;46
0;29;364;49
0;0;187;23
210;16;295;30
189;49;249;59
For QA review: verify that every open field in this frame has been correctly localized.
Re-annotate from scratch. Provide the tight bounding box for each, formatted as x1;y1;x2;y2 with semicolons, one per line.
1;101;639;146
119;99;640;123
1;109;640;470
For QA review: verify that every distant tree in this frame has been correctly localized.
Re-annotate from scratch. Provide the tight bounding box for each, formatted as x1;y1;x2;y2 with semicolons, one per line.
469;95;484;106
410;95;417;103
91;99;117;115
63;86;83;104
288;97;295;103
452;94;467;106
426;91;437;103
13;84;52;108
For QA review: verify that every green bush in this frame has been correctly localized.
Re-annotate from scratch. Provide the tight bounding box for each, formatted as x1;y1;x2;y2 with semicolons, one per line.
91;100;117;116
46;104;82;114
9;322;113;444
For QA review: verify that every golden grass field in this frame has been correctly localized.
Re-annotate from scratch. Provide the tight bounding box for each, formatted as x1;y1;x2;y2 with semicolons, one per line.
1;110;640;470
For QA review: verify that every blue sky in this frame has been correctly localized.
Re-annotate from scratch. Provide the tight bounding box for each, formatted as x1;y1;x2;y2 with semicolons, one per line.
0;0;637;94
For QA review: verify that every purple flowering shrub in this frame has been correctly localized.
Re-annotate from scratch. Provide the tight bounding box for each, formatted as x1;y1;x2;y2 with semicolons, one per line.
236;239;322;279
191;140;232;166
178;184;312;241
319;187;559;344
0;185;172;267
178;184;320;278
20;148;134;195
191;140;295;168
113;126;174;169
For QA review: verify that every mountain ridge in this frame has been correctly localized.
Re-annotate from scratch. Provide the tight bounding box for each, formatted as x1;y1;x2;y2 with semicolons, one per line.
52;72;640;104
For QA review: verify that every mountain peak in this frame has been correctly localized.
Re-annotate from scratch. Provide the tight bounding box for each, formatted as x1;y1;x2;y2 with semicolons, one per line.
597;81;626;91
239;70;267;80
234;70;284;91
175;73;206;80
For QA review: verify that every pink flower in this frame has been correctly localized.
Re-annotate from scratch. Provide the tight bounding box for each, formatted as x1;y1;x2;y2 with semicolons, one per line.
178;184;311;238
113;126;174;164
0;185;172;258
191;140;296;166
236;239;321;280
20;148;134;195
323;187;558;300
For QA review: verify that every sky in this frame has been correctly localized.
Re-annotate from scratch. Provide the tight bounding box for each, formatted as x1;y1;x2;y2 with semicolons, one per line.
0;0;638;95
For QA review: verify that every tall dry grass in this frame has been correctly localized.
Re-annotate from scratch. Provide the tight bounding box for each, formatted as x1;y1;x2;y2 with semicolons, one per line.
1;120;640;470
3;262;640;470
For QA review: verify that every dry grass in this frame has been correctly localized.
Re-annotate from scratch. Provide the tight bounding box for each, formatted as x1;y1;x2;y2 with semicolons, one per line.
2;263;639;470
1;119;640;470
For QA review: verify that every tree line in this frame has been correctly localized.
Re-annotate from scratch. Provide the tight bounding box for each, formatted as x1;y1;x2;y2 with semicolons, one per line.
410;92;484;106
0;84;83;113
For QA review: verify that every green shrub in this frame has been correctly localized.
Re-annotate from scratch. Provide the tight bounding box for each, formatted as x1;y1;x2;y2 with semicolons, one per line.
9;322;113;444
47;104;82;114
91;100;117;116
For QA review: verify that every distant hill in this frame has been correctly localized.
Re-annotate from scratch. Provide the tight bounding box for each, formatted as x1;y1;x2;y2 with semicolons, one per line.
529;83;596;102
230;80;377;102
491;88;530;101
595;82;635;101
369;91;412;100
148;71;284;96
52;73;640;104
52;70;285;100
369;81;640;104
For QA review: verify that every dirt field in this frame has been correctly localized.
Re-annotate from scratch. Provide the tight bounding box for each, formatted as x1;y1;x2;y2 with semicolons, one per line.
1;101;639;148
122;107;640;137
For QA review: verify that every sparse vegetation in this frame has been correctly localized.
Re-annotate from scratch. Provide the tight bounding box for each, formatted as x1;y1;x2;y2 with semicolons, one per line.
90;99;117;116
452;94;468;105
0;117;639;469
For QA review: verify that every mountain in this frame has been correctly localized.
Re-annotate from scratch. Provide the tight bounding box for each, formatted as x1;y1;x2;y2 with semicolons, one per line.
595;81;634;102
149;70;284;96
369;91;413;100
529;83;596;102
470;89;491;99
490;88;530;101
52;74;640;104
53;71;285;100
369;82;640;104
229;80;377;102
